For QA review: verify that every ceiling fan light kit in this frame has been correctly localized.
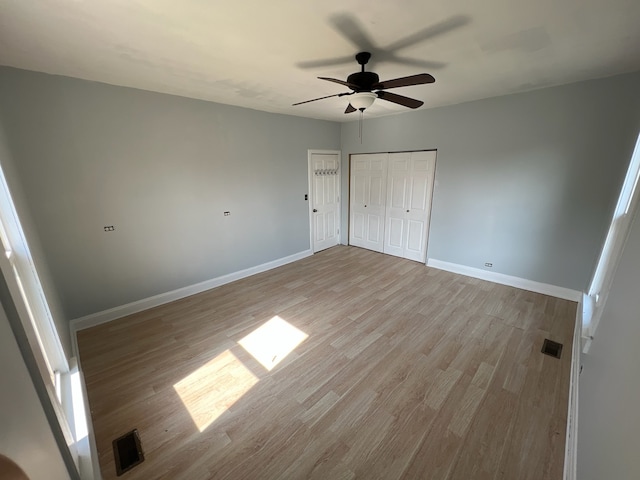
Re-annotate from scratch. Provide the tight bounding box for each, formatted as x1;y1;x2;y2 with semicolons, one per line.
350;92;377;111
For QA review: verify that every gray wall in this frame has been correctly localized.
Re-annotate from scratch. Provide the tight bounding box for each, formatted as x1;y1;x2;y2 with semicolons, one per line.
341;71;640;291
0;67;340;319
578;203;640;479
1;66;638;324
0;300;71;480
0;120;72;357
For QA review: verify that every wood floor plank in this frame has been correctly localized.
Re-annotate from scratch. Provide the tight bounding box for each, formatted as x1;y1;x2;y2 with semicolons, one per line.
449;389;519;480
401;373;475;480
77;245;576;479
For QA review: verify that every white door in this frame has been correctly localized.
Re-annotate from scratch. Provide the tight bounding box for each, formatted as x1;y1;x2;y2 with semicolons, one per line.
349;154;387;252
383;151;436;262
310;152;340;252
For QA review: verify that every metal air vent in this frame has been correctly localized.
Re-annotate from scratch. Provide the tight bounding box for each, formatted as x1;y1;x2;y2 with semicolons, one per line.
113;429;144;476
541;339;563;359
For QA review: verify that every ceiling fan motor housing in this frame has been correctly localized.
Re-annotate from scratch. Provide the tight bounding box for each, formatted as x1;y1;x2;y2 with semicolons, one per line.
347;71;380;92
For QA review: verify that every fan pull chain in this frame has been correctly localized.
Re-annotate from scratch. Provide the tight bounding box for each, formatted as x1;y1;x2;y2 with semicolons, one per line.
359;110;363;143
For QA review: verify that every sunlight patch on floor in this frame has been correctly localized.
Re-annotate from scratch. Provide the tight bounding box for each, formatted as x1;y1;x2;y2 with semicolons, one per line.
174;316;307;432
173;350;258;432
239;316;308;371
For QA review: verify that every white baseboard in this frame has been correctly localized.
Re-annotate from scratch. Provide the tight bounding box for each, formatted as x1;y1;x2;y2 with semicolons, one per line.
69;249;313;343
563;294;582;480
426;259;582;302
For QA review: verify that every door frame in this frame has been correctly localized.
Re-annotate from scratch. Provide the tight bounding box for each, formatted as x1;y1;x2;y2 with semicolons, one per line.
308;150;342;253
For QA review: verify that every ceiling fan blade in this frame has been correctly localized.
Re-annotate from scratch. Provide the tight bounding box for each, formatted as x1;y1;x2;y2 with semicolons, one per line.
296;55;356;69
328;13;376;51
379;54;446;70
345;104;356;114
292;92;350;106
384;15;471;52
373;73;435;90
318;77;359;90
376;91;424;109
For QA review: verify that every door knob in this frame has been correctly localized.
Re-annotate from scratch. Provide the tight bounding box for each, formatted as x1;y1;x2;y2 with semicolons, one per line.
313;209;318;212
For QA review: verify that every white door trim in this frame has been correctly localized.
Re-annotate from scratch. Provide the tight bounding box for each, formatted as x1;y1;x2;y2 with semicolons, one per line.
308;150;341;253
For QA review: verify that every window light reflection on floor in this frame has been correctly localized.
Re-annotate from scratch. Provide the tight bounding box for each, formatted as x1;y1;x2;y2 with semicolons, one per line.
174;316;307;432
238;316;308;371
173;350;258;432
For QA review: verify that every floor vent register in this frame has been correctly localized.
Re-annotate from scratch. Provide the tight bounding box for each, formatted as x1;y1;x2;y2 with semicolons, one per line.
113;429;144;476
541;338;563;359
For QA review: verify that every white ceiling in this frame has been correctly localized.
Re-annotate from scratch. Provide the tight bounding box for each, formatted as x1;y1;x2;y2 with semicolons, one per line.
1;0;639;122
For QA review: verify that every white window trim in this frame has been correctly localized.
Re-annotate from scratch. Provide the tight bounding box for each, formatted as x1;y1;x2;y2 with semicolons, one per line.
583;133;640;351
0;167;67;375
0;161;85;475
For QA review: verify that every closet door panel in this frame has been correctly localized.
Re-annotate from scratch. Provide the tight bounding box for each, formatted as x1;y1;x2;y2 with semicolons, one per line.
349;154;387;252
351;151;435;262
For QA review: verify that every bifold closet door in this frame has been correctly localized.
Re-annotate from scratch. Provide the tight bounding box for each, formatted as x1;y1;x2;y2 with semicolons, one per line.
349;154;387;252
383;151;436;262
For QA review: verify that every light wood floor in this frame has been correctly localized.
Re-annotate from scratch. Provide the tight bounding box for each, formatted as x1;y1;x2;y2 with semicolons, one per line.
77;246;576;480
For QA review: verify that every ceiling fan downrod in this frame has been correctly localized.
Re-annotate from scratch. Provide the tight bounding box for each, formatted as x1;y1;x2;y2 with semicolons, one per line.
355;51;371;72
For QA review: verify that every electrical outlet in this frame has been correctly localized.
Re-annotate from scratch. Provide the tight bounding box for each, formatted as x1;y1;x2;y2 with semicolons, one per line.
223;211;230;216
104;226;115;232
484;262;493;267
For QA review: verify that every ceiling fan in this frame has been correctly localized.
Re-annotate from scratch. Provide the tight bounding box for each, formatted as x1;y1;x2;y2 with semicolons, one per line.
293;51;435;114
